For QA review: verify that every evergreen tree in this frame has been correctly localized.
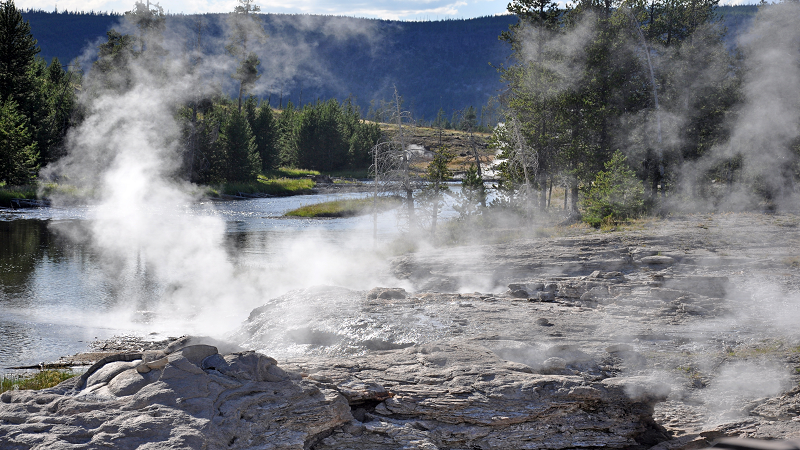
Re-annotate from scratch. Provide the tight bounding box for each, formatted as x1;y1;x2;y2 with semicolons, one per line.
460;105;478;131
221;108;260;182
296;99;348;172
91;29;137;92
249;98;279;171
226;0;265;111
124;0;165;55
0;1;76;178
338;98;381;169
500;0;564;211
0;99;37;185
0;0;39;106
195;107;227;184
581;150;645;226
454;163;486;218
419;145;454;244
276;101;299;167
34;57;76;163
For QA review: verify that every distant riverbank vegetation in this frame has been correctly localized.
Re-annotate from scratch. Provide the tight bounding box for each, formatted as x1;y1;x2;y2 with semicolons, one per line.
0;0;383;199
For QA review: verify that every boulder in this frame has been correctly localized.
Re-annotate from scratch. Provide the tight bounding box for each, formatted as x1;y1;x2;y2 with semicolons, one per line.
0;341;351;450
366;287;408;300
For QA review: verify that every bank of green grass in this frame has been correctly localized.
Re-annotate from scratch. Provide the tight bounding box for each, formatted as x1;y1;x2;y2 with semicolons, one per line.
263;167;320;178
210;174;315;197
285;196;402;218
1;370;77;393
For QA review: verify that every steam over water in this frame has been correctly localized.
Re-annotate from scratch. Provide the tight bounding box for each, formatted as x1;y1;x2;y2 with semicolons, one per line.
0;193;414;368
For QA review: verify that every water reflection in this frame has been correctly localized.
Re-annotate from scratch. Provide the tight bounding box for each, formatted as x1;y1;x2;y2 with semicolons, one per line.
0;220;54;301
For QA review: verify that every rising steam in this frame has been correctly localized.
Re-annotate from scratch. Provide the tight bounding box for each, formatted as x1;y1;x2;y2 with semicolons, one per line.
38;11;391;336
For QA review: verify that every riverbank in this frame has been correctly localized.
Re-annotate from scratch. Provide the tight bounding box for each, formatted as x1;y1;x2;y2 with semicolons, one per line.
0;185;37;208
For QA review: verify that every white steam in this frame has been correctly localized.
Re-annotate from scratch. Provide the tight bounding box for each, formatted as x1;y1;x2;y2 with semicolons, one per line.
514;14;597;99
691;2;800;209
39;12;393;338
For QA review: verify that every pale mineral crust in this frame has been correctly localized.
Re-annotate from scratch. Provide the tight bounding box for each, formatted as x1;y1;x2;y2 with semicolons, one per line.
3;213;800;449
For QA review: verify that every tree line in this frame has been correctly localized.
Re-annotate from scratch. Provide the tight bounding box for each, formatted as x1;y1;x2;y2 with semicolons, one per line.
0;0;75;185
0;0;381;187
185;96;381;184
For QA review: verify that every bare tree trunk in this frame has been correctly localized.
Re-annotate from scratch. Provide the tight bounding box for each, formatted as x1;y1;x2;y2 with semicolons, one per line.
571;179;579;214
431;179;439;246
373;144;379;249
237;82;243;112
540;173;548;210
395;88;414;228
189;102;197;181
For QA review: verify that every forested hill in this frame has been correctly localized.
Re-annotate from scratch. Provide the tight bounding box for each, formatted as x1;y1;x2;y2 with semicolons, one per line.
21;7;756;121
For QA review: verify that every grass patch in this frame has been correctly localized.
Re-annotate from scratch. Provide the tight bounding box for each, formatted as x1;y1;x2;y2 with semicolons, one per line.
263;167;320;178
1;370;77;393
285;196;402;218
0;185;38;207
213;176;315;197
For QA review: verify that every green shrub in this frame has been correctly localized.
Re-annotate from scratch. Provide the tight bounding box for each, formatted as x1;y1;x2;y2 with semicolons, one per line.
581;151;645;227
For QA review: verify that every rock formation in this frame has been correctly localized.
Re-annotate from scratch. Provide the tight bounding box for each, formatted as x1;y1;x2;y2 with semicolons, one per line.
0;338;669;450
3;213;800;449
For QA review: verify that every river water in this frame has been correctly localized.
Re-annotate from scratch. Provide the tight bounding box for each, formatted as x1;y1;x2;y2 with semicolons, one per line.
0;190;463;369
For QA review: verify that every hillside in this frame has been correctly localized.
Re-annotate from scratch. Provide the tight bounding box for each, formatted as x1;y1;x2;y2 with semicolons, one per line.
21;7;758;122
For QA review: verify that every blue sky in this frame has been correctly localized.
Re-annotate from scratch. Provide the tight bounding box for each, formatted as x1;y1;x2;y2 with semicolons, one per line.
17;0;758;20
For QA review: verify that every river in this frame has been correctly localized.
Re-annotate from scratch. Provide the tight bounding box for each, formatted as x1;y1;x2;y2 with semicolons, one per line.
0;189;465;370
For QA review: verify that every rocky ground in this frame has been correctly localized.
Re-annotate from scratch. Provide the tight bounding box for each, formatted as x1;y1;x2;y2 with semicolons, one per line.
2;212;800;449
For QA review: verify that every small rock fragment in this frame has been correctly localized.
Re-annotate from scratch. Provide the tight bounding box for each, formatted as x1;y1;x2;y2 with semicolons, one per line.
367;287;408;300
640;255;676;265
541;357;567;373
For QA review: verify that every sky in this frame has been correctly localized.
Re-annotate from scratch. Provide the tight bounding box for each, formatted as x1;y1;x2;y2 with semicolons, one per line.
17;0;508;20
16;0;761;21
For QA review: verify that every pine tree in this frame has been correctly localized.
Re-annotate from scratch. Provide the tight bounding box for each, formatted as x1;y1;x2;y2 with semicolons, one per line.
222;109;260;182
226;0;265;112
0;0;39;105
250;100;279;171
581;150;645;226
296;100;348;172
277;101;299;167
0;99;37;185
